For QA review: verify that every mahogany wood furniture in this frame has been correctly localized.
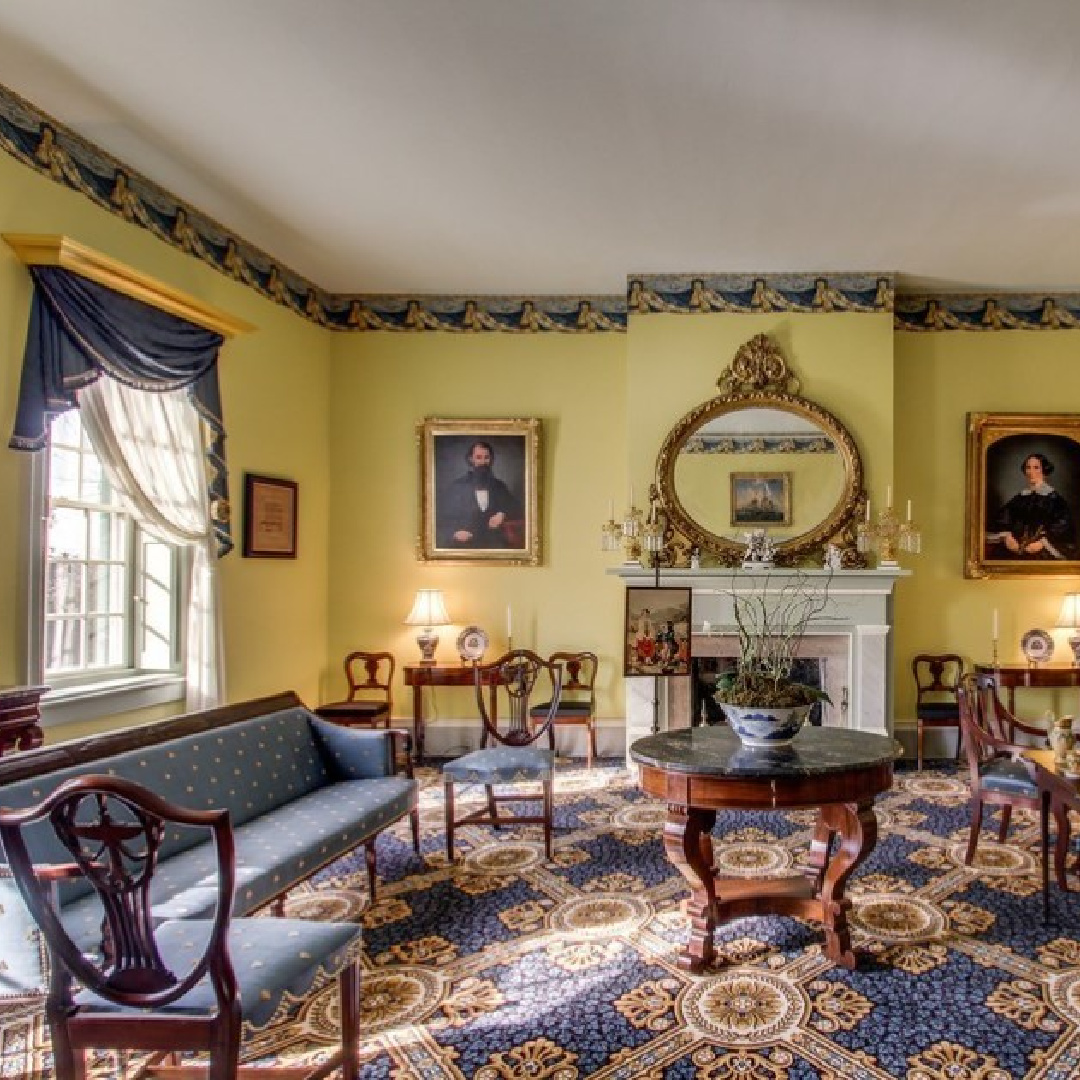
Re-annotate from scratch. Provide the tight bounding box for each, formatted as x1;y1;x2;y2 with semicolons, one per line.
912;653;963;770
0;773;362;1080
974;662;1080;715
444;651;562;862
957;672;1045;865
631;726;897;974
530;651;599;767
316;649;395;728
0;684;48;756
403;662;502;761
1025;748;1080;920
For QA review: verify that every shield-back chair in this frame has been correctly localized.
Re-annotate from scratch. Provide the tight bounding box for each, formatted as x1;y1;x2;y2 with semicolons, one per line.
443;650;562;862
957;671;1046;865
0;774;362;1080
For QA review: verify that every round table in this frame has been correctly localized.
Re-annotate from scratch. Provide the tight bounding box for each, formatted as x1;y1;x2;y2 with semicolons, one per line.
631;725;899;973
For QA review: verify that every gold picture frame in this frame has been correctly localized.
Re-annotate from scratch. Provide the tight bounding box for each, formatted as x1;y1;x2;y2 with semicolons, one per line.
243;473;298;558
418;417;541;565
965;412;1080;578
730;471;792;528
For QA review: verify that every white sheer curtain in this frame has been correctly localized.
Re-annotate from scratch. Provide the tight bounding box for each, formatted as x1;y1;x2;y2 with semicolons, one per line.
78;376;224;710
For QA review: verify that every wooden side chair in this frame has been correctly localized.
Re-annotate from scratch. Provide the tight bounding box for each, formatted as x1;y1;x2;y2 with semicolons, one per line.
912;652;964;770
316;649;395;729
957;671;1046;865
530;651;599;767
0;774;362;1080
443;650;562;862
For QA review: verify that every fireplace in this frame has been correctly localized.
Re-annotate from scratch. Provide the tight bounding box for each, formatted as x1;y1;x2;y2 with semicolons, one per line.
611;566;908;765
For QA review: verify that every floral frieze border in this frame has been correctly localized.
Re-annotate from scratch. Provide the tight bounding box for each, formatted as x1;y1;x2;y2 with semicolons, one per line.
0;82;625;333
895;293;1080;331
628;273;894;314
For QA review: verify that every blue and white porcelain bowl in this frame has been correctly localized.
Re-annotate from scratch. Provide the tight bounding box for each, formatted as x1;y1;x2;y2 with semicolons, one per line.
721;702;812;748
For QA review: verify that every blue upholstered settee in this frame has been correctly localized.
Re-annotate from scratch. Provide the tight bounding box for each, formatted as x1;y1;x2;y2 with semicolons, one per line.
0;691;418;999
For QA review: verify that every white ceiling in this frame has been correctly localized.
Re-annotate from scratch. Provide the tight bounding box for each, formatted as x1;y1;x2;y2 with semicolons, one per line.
2;0;1080;297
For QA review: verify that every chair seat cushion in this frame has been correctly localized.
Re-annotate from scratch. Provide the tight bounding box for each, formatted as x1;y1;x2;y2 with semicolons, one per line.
443;746;554;785
979;758;1039;798
530;701;592;719
76;917;362;1030
316;700;388;721
917;703;960;722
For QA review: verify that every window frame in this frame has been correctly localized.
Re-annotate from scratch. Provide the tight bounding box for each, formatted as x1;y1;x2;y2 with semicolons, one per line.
27;415;188;727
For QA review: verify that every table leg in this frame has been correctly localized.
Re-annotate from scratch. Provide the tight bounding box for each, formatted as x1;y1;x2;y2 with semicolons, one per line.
815;800;877;969
1042;788;1051;922
1053;794;1071;893
664;804;718;973
412;685;425;762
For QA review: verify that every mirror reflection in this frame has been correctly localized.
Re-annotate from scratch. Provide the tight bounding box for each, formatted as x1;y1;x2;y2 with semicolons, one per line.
674;406;847;543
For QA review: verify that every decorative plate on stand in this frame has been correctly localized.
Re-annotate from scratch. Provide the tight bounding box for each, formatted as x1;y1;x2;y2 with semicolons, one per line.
457;626;489;663
1021;628;1054;665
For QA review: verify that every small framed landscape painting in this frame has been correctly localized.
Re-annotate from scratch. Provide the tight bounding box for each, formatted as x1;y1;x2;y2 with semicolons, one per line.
624;586;692;678
965;412;1080;579
418;417;541;566
730;472;791;528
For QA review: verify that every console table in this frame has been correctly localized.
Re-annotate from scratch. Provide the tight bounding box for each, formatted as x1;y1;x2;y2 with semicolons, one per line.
402;664;501;761
974;663;1080;715
0;685;48;756
631;725;898;973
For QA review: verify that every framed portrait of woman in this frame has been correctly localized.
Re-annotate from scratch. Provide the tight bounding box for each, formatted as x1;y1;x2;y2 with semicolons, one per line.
965;412;1080;578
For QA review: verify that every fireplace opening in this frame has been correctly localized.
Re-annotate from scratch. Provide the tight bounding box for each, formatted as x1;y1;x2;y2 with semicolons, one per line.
691;656;825;727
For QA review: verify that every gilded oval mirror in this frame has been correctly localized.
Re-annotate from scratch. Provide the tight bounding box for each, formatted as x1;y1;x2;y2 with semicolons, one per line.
655;335;865;565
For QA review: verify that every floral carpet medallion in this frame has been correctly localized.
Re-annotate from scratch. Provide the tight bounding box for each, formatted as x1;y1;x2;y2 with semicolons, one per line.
4;760;1080;1078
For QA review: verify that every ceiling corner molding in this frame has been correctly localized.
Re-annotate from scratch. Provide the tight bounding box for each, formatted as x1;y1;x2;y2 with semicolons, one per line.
627;273;894;315
3;233;254;337
895;291;1080;332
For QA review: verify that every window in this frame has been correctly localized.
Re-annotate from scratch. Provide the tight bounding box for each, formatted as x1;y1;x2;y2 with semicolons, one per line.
41;410;185;688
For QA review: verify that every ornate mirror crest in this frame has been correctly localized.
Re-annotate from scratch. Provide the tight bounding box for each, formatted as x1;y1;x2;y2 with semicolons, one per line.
655;334;867;567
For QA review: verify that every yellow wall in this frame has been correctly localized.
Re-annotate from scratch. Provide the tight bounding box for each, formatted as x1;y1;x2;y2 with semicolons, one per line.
324;331;628;721
895;331;1080;720
0;151;333;740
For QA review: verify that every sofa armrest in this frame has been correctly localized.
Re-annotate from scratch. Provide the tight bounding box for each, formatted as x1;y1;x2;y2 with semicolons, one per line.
309;716;403;780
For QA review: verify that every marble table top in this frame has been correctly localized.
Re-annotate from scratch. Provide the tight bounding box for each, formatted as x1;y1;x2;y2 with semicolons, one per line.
630;725;901;779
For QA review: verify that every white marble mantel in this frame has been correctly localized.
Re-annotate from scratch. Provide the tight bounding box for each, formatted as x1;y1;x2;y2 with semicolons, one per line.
609;565;910;763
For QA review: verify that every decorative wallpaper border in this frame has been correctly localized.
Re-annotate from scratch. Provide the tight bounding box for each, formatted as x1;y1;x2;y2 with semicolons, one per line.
895;293;1080;331
3;80;1080;333
628;273;894;315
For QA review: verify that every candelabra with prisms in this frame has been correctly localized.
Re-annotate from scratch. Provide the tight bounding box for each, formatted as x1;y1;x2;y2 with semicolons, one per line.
856;497;921;567
602;487;665;566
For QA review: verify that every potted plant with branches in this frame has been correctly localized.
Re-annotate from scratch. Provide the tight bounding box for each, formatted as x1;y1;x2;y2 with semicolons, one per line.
715;571;833;747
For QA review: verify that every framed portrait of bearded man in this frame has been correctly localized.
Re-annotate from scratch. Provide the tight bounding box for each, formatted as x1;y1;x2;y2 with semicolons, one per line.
965;412;1080;578
419;417;541;565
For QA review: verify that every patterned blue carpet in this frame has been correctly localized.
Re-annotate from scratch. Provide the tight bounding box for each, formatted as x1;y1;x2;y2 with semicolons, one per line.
5;759;1080;1079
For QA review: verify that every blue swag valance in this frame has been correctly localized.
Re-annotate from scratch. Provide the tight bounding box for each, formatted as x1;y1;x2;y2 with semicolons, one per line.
8;266;233;555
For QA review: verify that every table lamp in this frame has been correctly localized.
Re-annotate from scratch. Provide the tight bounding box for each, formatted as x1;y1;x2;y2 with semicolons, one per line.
405;589;451;664
1057;592;1080;664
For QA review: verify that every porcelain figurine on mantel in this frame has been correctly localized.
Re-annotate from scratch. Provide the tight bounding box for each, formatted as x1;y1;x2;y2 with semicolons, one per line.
741;529;776;568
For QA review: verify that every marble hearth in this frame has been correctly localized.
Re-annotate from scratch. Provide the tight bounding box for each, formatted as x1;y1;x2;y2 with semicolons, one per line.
610;566;908;764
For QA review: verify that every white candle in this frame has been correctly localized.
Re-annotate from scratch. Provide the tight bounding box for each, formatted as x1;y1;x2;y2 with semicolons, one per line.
865;500;871;523
507;604;513;639
630;483;635;508
992;608;999;641
608;497;614;520
906;499;912;523
886;485;892;508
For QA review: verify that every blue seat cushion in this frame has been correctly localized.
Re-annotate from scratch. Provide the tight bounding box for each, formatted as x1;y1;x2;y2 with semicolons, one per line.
61;776;416;948
443;746;554;785
918;702;960;722
979;758;1039;798
75;917;362;1031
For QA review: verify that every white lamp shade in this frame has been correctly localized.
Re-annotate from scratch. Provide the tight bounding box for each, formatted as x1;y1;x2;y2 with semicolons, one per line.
405;589;451;627
1058;593;1080;629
